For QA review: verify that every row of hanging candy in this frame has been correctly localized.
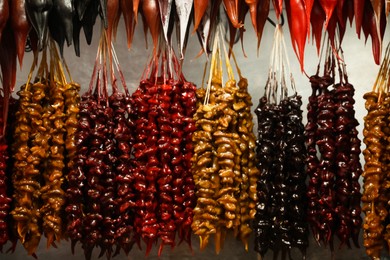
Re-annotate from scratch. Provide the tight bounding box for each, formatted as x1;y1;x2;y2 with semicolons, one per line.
0;0;389;74
0;2;284;259
0;0;384;256
0;10;198;260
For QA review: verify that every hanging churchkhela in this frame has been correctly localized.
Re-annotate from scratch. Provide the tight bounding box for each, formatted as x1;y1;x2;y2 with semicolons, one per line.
65;25;137;259
362;42;390;260
127;1;198;255
9;39;80;257
254;24;308;259
130;44;197;257
0;95;14;252
191;26;258;253
305;39;362;252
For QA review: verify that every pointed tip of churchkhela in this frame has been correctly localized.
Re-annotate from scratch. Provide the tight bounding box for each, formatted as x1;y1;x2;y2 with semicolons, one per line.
285;0;307;72
223;0;244;29
363;0;386;65
175;0;194;58
354;0;365;38
0;24;17;94
158;0;173;44
199;235;209;251
106;0;121;65
145;239;154;257
245;0;258;33
0;0;9;42
76;0;91;20
54;0;74;47
70;239;77;255
194;0;209;32
303;0;314;39
10;0;30;68
14;33;28;68
121;0;136;49
319;0;337;30
83;246;93;260
227;0;248;58
272;0;284;20
310;0;325;55
99;0;108;28
142;0;162;53
326;11;338;51
73;16;82;57
255;0;270;54
82;1;99;46
0;1;10;40
25;0;52;51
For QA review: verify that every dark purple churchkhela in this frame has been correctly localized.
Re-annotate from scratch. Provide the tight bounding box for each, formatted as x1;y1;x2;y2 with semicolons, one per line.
254;94;308;259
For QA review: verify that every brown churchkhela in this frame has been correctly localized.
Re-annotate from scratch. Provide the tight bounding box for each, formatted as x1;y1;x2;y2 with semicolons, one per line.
9;41;81;256
12;82;44;256
11;80;67;254
191;33;258;253
362;43;390;260
362;91;386;259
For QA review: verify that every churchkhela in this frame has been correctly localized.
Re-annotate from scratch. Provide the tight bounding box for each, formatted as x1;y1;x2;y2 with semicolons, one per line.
305;38;362;252
191;27;258;254
254;24;308;259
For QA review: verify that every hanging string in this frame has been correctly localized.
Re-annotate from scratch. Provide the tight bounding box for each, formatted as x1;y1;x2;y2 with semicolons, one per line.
266;25;278;103
375;43;390;98
280;25;296;95
219;25;234;82
316;32;328;76
87;30;104;96
111;42;129;95
204;32;220;105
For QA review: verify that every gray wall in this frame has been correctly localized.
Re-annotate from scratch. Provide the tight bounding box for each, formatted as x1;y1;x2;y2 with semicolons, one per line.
3;13;390;260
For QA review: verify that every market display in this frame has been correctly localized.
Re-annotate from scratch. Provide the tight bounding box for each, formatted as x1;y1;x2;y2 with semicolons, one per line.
362;43;390;259
254;24;308;259
191;30;258;253
305;41;362;250
0;0;389;259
